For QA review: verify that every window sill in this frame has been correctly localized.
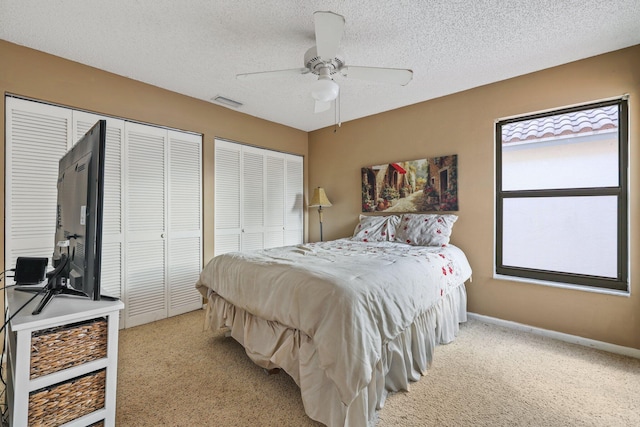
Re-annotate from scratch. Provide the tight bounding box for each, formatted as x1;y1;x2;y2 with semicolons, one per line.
493;273;630;297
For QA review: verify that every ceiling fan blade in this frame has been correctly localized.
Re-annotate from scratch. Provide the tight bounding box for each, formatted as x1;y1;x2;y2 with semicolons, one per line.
237;68;309;81
314;100;331;113
314;11;345;60
341;66;413;86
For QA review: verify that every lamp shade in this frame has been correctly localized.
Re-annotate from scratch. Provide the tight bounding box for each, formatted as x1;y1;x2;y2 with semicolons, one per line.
309;187;332;207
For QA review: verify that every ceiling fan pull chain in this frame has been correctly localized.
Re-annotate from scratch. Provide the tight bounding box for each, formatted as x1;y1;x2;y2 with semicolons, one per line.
334;91;342;132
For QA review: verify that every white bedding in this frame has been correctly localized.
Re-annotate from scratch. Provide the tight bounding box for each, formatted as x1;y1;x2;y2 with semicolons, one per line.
196;239;472;426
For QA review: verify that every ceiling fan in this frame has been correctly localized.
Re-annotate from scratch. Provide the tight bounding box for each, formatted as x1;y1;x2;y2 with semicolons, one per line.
236;11;413;113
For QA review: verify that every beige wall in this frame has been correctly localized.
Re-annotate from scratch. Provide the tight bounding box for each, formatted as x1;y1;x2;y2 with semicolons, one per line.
308;45;640;350
3;38;639;350
0;39;309;270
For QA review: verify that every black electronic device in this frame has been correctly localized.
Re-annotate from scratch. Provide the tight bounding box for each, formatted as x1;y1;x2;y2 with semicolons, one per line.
13;257;48;285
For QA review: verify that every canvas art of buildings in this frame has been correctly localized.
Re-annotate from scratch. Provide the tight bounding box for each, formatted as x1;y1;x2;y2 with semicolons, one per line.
361;155;458;213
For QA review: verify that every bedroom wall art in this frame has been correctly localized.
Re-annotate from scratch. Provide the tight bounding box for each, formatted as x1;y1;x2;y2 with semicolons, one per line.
361;154;458;213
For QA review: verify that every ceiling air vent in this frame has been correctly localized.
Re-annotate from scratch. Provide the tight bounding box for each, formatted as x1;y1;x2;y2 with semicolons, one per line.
211;95;243;108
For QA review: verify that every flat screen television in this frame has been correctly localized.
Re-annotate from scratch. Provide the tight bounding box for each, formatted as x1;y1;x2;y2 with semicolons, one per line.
17;119;110;314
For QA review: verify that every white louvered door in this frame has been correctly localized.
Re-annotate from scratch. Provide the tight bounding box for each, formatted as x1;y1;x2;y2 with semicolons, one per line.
265;154;285;249
284;155;304;245
214;141;241;256
6;97;203;329
242;147;265;251
167;130;202;316
5;98;72;268
214;139;303;256
124;122;168;327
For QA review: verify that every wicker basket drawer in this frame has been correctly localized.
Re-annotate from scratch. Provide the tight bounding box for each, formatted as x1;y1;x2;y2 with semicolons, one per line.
28;369;106;427
30;317;108;379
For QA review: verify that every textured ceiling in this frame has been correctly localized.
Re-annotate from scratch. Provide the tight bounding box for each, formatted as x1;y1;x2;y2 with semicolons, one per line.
1;1;639;132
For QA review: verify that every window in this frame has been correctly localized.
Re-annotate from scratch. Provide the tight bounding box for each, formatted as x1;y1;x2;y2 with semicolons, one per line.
495;98;628;291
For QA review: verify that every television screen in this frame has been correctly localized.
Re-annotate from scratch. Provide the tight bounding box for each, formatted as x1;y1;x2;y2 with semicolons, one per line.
18;119;109;315
54;119;106;300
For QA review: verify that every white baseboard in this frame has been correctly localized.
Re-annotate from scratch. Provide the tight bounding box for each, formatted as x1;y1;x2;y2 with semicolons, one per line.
467;312;640;360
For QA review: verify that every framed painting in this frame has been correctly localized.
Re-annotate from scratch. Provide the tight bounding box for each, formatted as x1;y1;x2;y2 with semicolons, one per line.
361;154;458;213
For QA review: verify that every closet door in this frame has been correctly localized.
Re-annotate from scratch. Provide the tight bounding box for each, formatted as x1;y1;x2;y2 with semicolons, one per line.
6;97;203;328
214;140;241;256
124;122;168;327
284;155;304;245
5;98;71;269
214;139;304;256
264;154;285;249
241;146;265;251
167;130;202;316
73;112;125;301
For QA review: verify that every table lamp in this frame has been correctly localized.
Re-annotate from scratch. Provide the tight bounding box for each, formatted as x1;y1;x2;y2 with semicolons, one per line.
309;187;332;241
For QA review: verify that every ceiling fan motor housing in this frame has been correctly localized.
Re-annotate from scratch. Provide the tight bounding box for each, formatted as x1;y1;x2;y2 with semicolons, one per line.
304;46;344;75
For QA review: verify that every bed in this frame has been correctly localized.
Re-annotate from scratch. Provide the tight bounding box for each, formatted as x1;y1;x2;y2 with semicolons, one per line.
196;214;472;427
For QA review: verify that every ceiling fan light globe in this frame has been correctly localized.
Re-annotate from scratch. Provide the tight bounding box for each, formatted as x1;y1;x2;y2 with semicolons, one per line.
311;78;339;102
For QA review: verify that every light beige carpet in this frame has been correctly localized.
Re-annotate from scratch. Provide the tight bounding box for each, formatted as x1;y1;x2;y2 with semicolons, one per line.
116;310;640;426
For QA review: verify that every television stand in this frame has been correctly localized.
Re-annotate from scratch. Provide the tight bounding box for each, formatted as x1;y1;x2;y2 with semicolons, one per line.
5;287;124;426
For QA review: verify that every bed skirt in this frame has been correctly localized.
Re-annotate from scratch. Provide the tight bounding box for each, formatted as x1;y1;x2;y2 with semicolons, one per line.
203;282;467;427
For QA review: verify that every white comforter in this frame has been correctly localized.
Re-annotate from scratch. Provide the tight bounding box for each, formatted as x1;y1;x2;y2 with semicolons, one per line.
196;239;472;409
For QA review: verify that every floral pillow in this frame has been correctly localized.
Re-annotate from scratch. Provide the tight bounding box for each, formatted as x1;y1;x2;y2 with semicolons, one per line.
352;215;400;242
395;213;458;246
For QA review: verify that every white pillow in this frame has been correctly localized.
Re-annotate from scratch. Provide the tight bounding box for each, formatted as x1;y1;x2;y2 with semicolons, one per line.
352;215;400;242
395;213;458;246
